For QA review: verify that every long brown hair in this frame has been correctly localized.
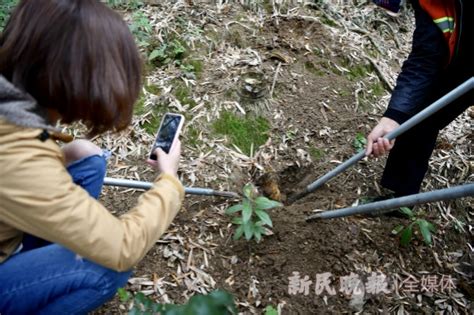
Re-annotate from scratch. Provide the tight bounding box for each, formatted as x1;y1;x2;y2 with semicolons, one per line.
0;0;142;135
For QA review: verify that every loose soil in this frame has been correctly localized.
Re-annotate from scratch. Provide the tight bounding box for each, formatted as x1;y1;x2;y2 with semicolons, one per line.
98;161;472;314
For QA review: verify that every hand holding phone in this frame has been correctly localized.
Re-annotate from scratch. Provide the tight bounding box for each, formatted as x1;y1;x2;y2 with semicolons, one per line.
147;113;184;176
149;113;184;159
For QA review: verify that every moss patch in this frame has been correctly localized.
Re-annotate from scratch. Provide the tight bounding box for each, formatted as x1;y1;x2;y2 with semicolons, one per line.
309;146;325;161
305;61;325;76
133;94;147;116
186;59;204;76
134;98;168;135
141;114;162;136
212;112;270;156
369;81;385;97
173;81;197;108
145;84;161;95
186;126;203;148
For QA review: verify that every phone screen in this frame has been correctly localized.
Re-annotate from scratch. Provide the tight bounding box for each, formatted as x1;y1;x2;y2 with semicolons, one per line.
149;114;183;160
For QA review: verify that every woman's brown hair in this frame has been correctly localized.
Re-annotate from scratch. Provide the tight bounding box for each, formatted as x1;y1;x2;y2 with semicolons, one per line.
0;0;142;135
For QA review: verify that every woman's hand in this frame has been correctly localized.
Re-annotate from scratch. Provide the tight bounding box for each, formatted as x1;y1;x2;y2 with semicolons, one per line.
147;140;181;177
366;117;400;157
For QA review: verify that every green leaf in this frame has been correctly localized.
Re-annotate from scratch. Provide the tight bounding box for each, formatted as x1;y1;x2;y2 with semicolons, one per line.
243;222;253;241
265;305;278;315
232;217;243;225
243;183;254;199
148;49;161;61
125;289;237;315
255;196;283;210
427;221;436;232
254;229;262;242
353;132;367;152
182;290;237;315
233;225;244;240
399;207;414;218
417;219;433;245
400;226;413;246
134;292;147;305
255;209;273;227
226;204;243;214
253;222;265;242
391;225;404;235
117;288;131;302
242;200;252;224
128;308;140;315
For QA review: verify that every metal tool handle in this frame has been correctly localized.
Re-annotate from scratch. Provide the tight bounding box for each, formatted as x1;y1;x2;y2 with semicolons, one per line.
290;77;474;203
103;177;239;198
306;183;474;221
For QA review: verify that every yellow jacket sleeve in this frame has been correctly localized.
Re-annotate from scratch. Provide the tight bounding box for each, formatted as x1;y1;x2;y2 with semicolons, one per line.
0;135;184;272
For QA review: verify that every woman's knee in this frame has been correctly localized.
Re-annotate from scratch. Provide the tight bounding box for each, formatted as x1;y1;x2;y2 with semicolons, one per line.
97;268;132;298
62;140;102;166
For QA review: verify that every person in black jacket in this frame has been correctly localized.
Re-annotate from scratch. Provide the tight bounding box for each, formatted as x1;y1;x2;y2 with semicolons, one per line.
366;0;473;197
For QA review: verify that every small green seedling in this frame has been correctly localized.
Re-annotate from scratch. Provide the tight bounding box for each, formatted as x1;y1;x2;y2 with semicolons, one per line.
118;288;237;315
353;132;367;152
265;305;278;315
226;184;282;242
392;207;436;246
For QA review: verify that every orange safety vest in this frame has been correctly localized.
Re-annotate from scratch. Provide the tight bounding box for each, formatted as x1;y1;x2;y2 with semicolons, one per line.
419;0;458;62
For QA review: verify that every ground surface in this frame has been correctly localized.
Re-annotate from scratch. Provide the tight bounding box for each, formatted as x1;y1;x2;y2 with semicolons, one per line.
93;2;473;314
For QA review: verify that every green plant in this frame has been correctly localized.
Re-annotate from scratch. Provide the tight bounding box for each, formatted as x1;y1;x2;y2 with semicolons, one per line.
309;146;325;161
0;0;17;32
321;16;337;27
353;132;367;152
451;217;466;233
179;59;204;78
369;81;385;97
172;81;196;107
186;126;203;148
392;207;436;246
347;63;372;81
129;11;153;49
118;289;237;315
226;184;282;242
149;40;187;65
106;0;143;10
265;305;278;315
213;112;270;156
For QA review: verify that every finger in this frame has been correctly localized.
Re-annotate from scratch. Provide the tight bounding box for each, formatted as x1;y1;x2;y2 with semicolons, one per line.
146;158;158;167
171;139;181;155
389;139;396;149
155;148;166;158
377;138;386;155
373;142;379;157
365;137;373;156
383;138;392;152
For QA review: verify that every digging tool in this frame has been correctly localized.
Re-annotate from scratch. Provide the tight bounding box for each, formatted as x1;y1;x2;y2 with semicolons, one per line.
290;77;474;203
103;177;239;198
306;183;474;221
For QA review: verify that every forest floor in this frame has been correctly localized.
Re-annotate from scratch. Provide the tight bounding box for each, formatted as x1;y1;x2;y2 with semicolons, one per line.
92;1;473;314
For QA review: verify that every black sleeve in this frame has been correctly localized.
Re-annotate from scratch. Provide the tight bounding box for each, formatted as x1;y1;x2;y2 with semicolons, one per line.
383;0;449;124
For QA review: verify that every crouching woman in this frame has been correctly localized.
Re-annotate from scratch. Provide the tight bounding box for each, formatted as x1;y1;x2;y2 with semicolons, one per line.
0;1;184;313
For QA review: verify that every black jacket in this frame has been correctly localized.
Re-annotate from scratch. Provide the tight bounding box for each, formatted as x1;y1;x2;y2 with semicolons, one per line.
384;0;473;124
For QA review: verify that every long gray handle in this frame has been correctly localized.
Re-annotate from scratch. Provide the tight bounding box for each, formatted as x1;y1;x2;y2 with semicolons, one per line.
306;183;474;221
290;77;474;203
103;177;239;198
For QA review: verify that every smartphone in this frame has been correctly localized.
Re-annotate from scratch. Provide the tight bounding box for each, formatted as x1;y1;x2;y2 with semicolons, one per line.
149;113;185;160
